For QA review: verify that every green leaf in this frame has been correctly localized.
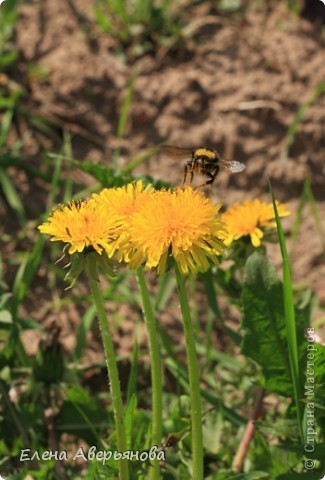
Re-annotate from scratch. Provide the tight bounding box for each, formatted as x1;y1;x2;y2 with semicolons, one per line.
241;253;307;396
250;429;301;477
0;310;12;325
73;159;132;187
58;385;107;445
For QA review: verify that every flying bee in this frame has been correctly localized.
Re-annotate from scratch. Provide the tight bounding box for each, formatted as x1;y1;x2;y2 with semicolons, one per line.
162;145;246;188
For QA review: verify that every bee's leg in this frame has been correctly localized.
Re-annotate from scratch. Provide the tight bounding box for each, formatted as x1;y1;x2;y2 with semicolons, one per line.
182;162;193;186
189;162;195;185
206;165;219;188
195;165;219;190
194;182;206;190
182;164;188;186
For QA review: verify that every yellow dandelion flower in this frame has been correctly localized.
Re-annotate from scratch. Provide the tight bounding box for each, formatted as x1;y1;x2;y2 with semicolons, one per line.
38;199;121;256
93;180;151;218
222;199;290;247
126;187;228;276
92;180;152;261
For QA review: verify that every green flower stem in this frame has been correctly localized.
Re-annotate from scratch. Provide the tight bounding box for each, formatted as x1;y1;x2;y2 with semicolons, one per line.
136;268;162;480
89;277;129;480
175;266;203;480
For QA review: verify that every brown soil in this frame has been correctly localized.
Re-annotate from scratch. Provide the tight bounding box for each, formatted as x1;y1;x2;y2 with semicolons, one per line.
3;0;325;354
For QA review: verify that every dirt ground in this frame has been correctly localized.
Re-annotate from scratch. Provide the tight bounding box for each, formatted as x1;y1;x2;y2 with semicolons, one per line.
5;0;325;355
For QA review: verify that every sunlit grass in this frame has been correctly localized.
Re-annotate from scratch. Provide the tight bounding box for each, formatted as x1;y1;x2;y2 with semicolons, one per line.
270;180;304;444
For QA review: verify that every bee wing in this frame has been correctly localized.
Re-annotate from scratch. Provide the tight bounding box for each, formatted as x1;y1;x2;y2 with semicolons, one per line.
162;145;192;160
220;158;246;173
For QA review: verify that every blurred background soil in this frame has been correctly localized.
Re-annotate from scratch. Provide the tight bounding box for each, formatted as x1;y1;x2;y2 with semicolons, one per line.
2;0;325;355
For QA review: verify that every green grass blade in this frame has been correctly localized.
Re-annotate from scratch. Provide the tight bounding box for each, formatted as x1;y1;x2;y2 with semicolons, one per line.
281;81;325;163
11;236;45;319
121;145;161;174
118;72;137;133
113;70;137;168
290;177;308;241
0;167;26;227
74;305;96;361
291;176;325;255
126;338;139;403
61;132;75;203
269;180;303;443
117;72;136;138
305;177;325;254
124;393;137;449
154;270;176;312
0;109;14;147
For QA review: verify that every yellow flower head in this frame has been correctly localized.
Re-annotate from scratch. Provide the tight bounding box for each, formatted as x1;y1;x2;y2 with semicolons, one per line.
92;181;152;261
38;198;122;256
221;199;290;247
125;187;228;275
93;181;151;219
